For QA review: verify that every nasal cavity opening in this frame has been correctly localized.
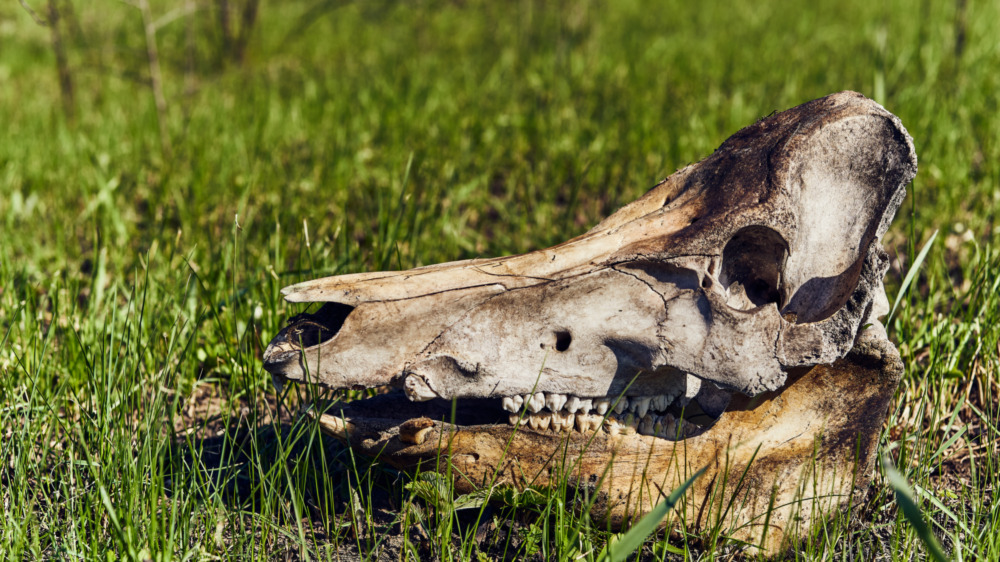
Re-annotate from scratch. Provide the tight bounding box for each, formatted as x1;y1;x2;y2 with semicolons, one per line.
286;302;355;348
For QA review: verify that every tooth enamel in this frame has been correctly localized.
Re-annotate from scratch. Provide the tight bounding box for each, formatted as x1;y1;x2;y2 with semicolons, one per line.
502;396;518;412
622;412;637;427
638;414;655;435
612;398;629;414
528;413;550;430
651;395;671;412
545;393;567;412
632;396;651;417
576;413;601;433
593;398;610;415
527;392;546;413
510;395;524;411
551;411;574;432
565;396;582;413
578;398;593;414
652;416;665;437
403;375;438;402
508;414;527;426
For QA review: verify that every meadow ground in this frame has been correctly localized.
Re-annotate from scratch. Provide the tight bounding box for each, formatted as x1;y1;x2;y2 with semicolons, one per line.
1;0;998;559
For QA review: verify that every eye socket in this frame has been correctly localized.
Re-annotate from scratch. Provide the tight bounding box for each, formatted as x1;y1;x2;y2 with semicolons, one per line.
719;226;788;310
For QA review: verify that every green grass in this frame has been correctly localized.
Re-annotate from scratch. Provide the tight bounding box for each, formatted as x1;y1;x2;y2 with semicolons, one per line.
1;0;998;559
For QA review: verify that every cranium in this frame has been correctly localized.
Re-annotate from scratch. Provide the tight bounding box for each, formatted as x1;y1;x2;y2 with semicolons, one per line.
264;91;916;552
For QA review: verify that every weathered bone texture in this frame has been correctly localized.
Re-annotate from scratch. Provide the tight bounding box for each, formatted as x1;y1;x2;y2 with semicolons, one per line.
264;91;916;553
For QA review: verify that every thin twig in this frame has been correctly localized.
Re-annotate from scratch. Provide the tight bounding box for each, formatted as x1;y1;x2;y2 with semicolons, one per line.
17;0;48;26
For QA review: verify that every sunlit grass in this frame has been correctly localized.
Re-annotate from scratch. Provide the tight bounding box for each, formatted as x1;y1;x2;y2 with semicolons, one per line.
1;0;998;559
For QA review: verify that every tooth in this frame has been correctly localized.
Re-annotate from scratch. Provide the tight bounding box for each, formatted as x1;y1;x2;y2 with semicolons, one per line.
403;375;438;402
622;412;637;428
565;396;582;413
545;393;567;412
551;411;574;432
578;398;593;414
510;395;524;411
502;396;519;412
508;414;527;426
593;398;610;415
660;414;679;440
652;416;664;436
527;392;546;413
612;398;629;414
638;414;655;435
632;396;651;417
651;395;670;412
528;413;550;430
576;414;601;433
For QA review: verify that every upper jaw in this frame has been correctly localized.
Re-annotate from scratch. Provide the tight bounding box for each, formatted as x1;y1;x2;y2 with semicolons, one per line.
263;90;916;427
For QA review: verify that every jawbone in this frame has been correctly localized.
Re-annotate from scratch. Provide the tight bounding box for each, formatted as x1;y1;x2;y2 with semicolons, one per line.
308;326;900;553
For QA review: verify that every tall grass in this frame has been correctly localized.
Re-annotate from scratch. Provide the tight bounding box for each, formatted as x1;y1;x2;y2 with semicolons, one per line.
1;0;998;559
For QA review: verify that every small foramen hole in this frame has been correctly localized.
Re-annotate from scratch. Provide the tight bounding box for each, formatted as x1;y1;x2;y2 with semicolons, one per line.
554;330;572;352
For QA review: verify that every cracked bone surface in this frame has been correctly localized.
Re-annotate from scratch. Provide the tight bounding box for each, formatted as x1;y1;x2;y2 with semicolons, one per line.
265;92;915;553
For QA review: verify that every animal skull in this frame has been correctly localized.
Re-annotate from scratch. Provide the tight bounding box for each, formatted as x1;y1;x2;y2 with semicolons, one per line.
264;91;915;551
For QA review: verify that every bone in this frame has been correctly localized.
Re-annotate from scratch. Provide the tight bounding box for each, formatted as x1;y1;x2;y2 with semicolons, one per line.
403;375;438;402
315;413;354;440
679;375;702;407
545;393;567;412
695;382;731;418
398;418;435;445
527;392;546;413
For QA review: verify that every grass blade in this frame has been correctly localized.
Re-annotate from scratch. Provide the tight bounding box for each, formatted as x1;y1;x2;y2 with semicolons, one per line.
887;229;938;326
882;456;950;562
602;466;707;562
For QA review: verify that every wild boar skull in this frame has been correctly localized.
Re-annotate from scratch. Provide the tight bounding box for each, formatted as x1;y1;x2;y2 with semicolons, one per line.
263;91;916;551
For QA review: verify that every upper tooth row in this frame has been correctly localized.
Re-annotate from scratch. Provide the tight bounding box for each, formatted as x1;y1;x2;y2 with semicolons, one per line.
502;392;682;416
508;410;703;441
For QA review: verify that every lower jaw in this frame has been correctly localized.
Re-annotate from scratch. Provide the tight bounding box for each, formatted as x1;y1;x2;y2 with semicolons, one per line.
307;335;901;555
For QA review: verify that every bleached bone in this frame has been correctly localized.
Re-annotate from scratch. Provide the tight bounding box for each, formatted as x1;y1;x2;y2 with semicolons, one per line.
264;91;916;553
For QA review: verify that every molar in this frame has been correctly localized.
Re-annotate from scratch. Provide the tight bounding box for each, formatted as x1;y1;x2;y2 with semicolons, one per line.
565;396;584;413
545;393;567;412
576;413;602;433
551;411;574;432
650;394;673;412
508;414;527;426
502;395;524;413
593;398;610;415
527;392;546;413
528;413;551;431
631;396;651;417
612;397;629;414
638;414;655;435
